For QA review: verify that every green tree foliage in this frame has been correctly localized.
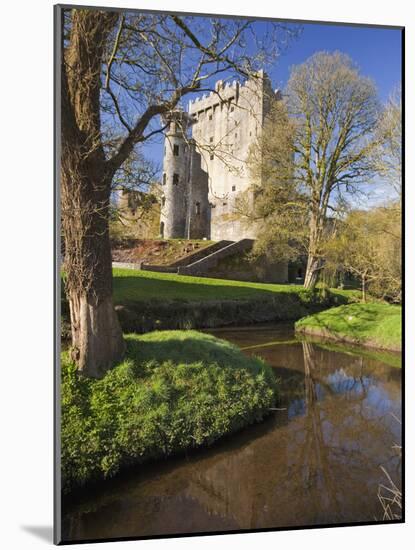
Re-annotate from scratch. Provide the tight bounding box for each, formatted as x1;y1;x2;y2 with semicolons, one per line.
325;205;401;303
246;101;310;263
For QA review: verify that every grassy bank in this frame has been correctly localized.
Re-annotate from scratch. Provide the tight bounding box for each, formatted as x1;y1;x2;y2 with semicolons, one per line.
110;269;359;332
112;268;358;303
61;269;360;334
62;330;277;493
295;303;402;352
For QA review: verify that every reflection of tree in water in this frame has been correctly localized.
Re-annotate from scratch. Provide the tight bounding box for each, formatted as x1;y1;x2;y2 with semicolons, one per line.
299;341;342;521
62;340;402;540
297;341;401;524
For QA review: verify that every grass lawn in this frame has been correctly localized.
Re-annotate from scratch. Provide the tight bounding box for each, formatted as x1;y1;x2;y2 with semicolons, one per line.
112;267;360;305
62;330;277;493
295;302;402;352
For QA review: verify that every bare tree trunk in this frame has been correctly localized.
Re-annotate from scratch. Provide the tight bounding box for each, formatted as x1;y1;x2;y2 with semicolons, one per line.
362;274;366;303
304;253;320;289
68;290;125;378
60;9;125;377
61;150;125;378
304;213;321;290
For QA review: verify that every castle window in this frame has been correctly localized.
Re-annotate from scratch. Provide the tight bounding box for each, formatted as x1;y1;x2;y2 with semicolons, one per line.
195;201;201;215
232;185;236;191
173;144;179;156
161;196;166;207
162;173;166;185
210;154;214;160
209;114;213;120
209;136;213;143
222;202;227;206
173;173;179;185
235;133;237;138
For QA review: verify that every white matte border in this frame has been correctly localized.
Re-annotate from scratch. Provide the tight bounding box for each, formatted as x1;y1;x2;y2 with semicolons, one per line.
0;1;411;548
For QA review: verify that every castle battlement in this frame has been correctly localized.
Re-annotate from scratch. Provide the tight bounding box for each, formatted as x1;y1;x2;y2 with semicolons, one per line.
188;81;241;111
188;72;271;116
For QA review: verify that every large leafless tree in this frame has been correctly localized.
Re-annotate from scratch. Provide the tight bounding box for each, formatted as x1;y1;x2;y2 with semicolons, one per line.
59;6;297;377
248;52;380;289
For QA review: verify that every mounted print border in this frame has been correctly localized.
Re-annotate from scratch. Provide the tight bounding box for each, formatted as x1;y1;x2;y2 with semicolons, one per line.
54;3;404;545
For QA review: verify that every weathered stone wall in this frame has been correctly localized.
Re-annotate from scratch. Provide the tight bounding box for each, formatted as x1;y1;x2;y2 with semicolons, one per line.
206;256;289;284
188;71;278;241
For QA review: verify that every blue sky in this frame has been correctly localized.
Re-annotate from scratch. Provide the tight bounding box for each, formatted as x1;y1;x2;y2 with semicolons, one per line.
141;19;402;184
265;22;402;103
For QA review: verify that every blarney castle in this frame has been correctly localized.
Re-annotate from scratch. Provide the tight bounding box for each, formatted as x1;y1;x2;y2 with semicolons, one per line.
159;71;282;242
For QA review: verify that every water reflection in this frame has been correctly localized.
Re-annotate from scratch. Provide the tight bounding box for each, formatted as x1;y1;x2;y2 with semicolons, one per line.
62;326;402;542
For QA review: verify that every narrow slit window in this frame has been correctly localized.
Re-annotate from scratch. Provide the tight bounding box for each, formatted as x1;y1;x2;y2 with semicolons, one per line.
173;144;179;156
173;173;179;185
195;201;201;215
162;173;166;185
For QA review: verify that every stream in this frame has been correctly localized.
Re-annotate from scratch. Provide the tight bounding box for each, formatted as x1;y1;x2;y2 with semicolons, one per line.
62;323;402;541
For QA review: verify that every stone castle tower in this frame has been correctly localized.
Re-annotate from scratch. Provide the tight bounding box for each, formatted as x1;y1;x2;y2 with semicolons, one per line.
160;71;280;241
159;111;210;239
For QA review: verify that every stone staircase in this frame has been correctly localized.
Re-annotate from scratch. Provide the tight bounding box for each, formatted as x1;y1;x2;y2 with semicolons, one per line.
113;239;255;278
177;239;255;276
140;240;233;273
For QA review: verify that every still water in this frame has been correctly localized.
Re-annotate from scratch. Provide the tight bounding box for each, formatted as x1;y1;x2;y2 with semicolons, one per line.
62;324;402;542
